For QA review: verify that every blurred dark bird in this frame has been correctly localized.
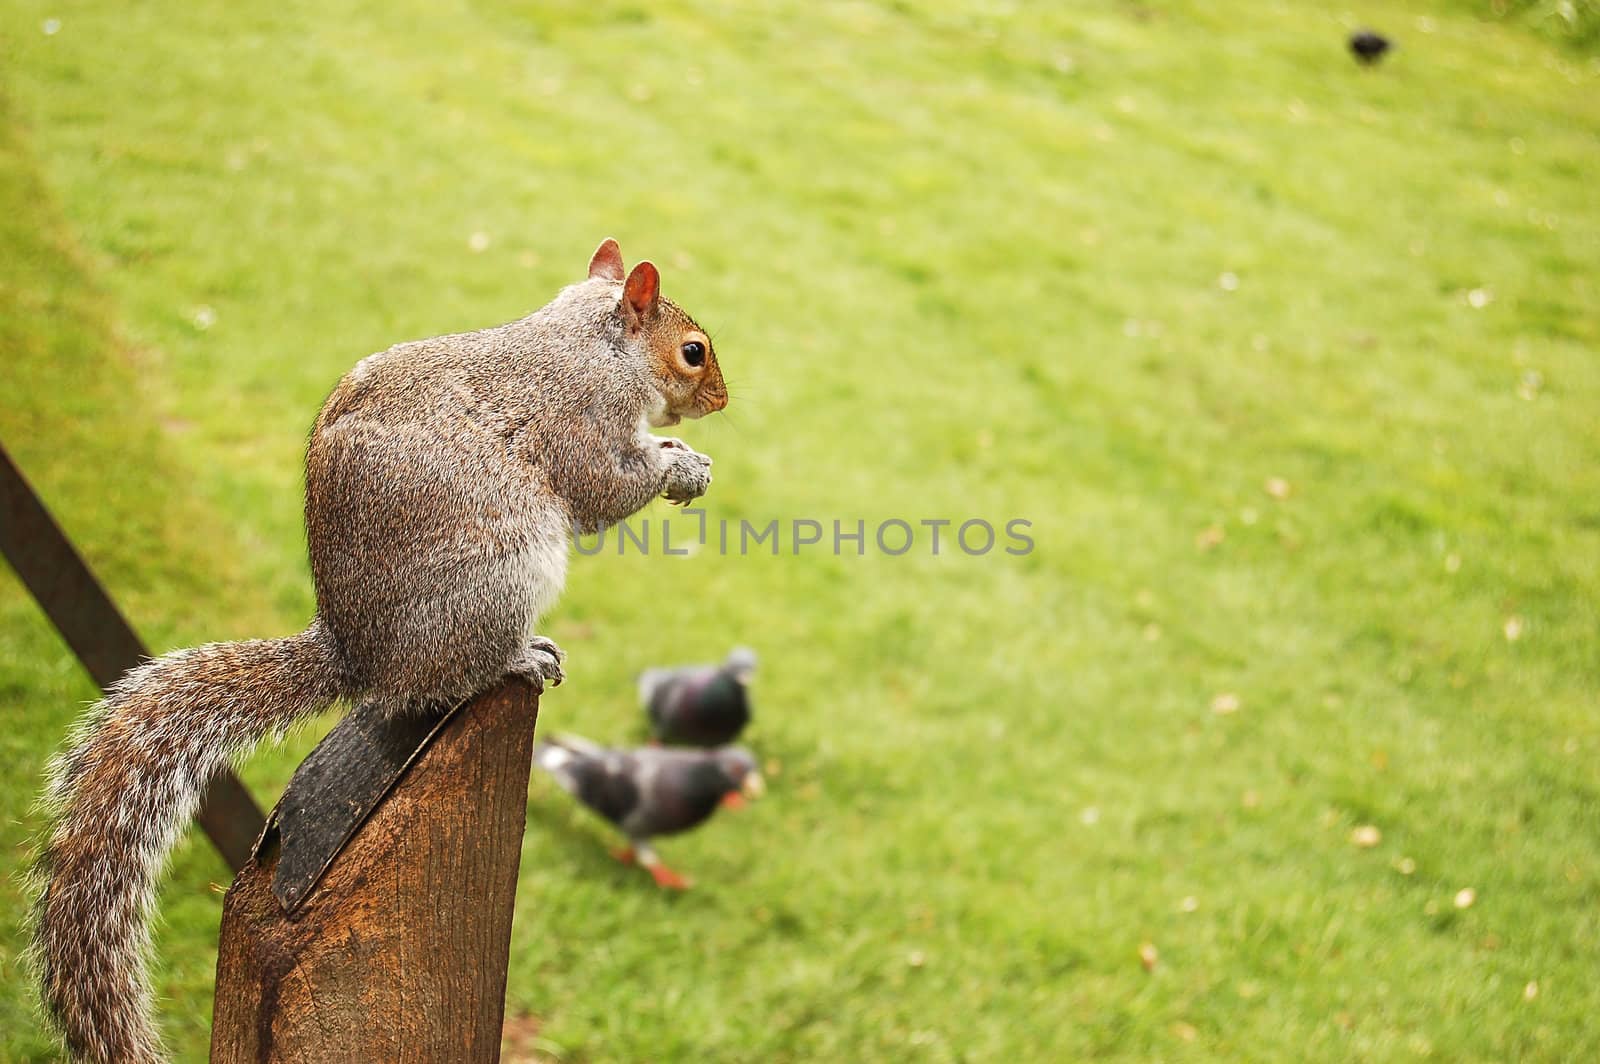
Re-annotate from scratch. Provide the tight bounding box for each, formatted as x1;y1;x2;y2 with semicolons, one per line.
534;735;764;889
1349;29;1392;65
638;646;758;747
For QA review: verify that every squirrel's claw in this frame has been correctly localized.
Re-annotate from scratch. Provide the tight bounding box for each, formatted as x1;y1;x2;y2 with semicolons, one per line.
507;636;566;693
523;635;566;662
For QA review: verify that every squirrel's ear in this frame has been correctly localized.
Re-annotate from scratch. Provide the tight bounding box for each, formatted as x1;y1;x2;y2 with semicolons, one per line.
623;261;660;325
588;238;625;282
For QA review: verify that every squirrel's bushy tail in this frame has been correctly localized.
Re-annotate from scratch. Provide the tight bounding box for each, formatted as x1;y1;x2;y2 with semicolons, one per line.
31;621;345;1064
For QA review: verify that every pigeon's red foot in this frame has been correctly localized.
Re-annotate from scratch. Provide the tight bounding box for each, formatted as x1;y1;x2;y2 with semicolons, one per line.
649;864;693;890
719;791;748;811
611;846;637;865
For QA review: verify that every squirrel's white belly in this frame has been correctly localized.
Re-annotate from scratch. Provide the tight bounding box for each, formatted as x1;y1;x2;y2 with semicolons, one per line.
508;519;570;626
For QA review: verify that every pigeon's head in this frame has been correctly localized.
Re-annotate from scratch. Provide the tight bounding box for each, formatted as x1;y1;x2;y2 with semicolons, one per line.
724;646;759;684
714;746;767;801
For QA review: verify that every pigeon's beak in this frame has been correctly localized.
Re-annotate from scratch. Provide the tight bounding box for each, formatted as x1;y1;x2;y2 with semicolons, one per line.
741;770;767;801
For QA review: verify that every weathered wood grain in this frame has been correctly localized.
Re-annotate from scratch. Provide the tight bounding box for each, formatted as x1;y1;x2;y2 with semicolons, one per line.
210;681;539;1063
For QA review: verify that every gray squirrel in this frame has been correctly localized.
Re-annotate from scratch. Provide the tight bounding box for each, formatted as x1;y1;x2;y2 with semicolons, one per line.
31;238;728;1064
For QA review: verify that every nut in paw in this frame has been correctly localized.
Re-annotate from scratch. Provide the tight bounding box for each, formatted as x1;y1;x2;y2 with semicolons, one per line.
662;448;713;505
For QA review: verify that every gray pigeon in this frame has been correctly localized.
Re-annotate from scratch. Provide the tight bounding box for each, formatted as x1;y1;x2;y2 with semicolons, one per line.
534;734;764;889
638;646;758;747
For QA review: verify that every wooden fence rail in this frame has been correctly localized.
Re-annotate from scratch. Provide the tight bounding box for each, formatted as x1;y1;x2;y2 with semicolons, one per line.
0;440;264;869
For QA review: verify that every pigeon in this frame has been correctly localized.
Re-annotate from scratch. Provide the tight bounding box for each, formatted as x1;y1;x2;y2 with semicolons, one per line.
534;735;765;889
638;646;758;747
1349;29;1392;65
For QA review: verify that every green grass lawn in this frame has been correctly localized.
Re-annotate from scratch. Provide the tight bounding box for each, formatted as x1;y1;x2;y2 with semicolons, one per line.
3;1;1598;1060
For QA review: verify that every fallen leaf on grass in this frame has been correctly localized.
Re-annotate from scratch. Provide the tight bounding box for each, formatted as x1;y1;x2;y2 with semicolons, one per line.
1138;942;1159;972
1351;825;1382;848
1211;692;1241;715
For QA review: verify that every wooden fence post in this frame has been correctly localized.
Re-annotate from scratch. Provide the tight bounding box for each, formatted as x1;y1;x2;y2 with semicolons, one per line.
210;680;540;1063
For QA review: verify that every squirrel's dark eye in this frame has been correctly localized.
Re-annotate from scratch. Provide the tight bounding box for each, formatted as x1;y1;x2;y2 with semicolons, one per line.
681;341;706;367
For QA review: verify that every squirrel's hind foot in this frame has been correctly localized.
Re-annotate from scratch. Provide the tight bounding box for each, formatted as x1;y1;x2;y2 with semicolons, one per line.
507;636;565;694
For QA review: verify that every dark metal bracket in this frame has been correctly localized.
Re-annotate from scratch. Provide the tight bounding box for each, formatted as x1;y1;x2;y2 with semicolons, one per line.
0;442;265;870
260;695;473;915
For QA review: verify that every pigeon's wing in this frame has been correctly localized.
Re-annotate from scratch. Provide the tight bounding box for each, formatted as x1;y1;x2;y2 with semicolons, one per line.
651;670;750;747
639;667;701;732
535;738;640;827
622;748;728;838
641;666;718;739
570;757;641;827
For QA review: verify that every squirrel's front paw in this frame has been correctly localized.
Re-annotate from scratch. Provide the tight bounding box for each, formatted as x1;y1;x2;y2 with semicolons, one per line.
506;635;565;694
662;447;712;505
